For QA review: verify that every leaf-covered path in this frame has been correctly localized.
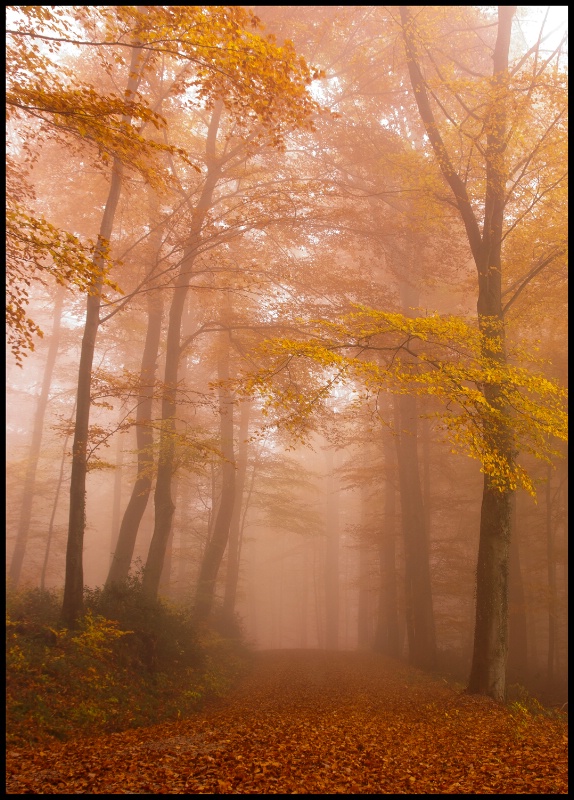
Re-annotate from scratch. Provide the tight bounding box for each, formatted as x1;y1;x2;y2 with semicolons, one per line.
6;650;567;794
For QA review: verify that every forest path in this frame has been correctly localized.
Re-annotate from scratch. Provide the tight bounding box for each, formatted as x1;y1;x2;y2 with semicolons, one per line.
6;649;567;794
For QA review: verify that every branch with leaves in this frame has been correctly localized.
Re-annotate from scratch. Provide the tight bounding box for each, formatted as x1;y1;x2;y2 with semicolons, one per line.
239;305;567;496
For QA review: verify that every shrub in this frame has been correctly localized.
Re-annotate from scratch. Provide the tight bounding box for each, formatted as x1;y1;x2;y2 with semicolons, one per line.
6;583;252;747
84;576;202;673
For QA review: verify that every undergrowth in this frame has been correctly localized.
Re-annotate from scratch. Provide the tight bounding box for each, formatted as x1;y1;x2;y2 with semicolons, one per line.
6;582;253;747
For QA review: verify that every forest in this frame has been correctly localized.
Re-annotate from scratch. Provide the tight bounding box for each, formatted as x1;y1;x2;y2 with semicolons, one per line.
6;5;568;793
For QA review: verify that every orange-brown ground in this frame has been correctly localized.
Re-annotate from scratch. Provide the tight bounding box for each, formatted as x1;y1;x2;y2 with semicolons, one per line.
6;650;568;794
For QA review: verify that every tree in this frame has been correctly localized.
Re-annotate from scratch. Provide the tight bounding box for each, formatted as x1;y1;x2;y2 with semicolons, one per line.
8;287;65;587
105;192;165;590
25;5;318;624
398;4;567;700
192;325;236;623
243;295;566;682
141;34;321;602
6;7;172;364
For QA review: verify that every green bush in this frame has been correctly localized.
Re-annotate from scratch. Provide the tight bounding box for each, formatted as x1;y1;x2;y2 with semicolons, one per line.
6;583;252;747
84;576;202;673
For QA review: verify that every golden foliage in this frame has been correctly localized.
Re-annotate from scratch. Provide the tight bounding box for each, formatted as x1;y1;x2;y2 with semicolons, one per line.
242;305;567;496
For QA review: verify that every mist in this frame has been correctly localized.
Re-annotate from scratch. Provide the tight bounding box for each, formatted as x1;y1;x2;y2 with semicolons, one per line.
7;5;567;713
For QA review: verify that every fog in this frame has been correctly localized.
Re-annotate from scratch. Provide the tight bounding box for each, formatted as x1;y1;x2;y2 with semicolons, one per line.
6;6;567;704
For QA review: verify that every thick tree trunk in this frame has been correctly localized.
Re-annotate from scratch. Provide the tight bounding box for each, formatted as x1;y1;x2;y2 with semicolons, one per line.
401;5;516;700
193;331;236;623
9;286;65;587
143;103;223;600
467;477;512;699
467;8;515;700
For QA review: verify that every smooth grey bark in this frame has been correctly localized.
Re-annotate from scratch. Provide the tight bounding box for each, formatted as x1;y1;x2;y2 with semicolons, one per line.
9;285;65;587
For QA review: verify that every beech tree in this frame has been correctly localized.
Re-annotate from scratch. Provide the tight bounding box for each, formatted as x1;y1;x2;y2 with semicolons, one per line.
141;44;321;601
398;4;567;700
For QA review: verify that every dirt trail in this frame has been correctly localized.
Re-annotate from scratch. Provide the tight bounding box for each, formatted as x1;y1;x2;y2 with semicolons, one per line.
6;650;567;794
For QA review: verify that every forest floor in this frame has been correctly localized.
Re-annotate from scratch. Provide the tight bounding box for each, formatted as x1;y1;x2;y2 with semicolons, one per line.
6;649;567;794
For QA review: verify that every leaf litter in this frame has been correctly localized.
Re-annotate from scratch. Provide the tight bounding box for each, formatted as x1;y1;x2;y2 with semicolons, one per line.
6;650;567;794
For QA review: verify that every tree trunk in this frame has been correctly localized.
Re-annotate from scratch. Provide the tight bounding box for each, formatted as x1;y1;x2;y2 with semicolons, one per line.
143;103;223;600
546;465;557;685
105;217;163;589
10;286;65;587
356;532;371;650
324;447;340;650
41;400;75;591
222;398;252;633
374;427;400;657
193;329;236;623
401;5;516;699
507;493;528;682
466;7;515;699
394;393;437;669
60;46;145;627
109;423;124;567
466;478;512;699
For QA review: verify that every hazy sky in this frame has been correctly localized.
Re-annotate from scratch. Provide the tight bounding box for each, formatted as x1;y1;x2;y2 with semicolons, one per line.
517;6;568;51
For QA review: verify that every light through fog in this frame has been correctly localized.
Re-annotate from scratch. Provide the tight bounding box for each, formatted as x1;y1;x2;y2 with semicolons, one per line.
6;5;567;733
